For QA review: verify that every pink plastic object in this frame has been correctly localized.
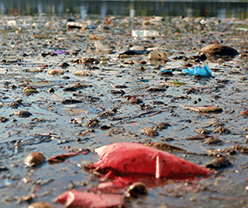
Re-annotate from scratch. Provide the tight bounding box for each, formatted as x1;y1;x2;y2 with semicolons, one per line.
54;189;124;208
85;142;212;179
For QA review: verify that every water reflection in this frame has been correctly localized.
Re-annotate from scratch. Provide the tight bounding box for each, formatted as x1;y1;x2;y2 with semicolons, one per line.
81;5;87;20
0;0;247;19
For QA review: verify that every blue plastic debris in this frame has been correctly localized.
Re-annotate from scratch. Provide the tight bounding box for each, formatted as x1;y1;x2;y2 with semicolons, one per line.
182;65;212;78
89;109;102;114
138;79;149;82
0;179;14;188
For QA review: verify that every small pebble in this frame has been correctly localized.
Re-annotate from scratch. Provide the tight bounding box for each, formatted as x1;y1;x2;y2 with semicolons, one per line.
125;182;148;198
24;152;46;167
28;201;55;208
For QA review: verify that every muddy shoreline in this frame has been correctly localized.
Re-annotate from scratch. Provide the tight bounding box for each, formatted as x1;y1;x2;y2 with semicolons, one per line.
0;15;247;207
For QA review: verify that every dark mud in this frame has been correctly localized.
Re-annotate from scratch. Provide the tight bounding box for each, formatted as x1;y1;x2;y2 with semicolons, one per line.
0;15;247;207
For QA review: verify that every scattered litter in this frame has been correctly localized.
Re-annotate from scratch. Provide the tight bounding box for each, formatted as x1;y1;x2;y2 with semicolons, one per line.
0;179;14;188
240;110;248;116
48;151;88;164
54;190;125;208
182;65;212;78
164;81;185;86
132;29;159;39
84;142;212;179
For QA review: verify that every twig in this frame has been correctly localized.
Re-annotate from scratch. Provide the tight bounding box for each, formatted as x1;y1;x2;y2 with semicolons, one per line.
148;110;163;117
51;92;63;101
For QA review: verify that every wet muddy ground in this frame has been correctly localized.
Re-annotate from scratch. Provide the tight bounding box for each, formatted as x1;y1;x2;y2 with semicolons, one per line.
0;15;248;207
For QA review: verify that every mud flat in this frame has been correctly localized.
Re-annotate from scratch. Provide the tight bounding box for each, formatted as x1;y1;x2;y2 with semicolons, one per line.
0;14;247;207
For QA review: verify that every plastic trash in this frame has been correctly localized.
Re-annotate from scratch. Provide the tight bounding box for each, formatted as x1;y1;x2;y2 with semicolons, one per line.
85;25;98;29
132;30;159;38
138;79;149;82
89;109;102;114
237;28;248;31
85;142;212;179
0;179;14;188
7;20;17;27
182;65;212;78
54;190;125;208
52;51;67;54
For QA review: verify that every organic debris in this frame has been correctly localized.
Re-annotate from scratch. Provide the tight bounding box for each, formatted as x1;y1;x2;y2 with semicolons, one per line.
180;105;223;113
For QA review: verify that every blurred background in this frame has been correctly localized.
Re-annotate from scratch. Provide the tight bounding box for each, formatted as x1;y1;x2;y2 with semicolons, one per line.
0;0;247;19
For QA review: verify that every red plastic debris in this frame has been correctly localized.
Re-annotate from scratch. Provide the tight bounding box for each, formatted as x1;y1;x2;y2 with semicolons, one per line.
48;152;81;164
85;142;212;179
105;18;111;24
37;64;48;68
54;189;124;208
240;110;248;116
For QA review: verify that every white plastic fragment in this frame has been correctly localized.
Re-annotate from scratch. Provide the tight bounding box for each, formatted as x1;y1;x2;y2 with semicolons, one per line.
132;30;159;38
7;20;17;27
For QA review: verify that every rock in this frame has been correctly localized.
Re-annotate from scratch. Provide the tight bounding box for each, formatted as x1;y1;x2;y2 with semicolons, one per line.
141;127;158;137
146;86;168;92
205;157;231;170
7;99;23;108
125;182;148;198
127;96;143;104
148;50;168;65
204;138;223;145
0;117;8;122
28;201;55;208
48;69;64;75
24;152;46;167
86;118;100;128
61;99;82;104
23;87;39;95
74;70;92;77
14;110;32;118
95;40;111;53
16;27;23;34
63;83;92;91
59;62;70;68
199;44;239;58
79;58;98;66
